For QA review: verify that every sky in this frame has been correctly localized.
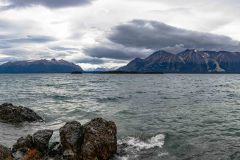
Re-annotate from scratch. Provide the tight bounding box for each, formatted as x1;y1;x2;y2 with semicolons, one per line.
0;0;240;69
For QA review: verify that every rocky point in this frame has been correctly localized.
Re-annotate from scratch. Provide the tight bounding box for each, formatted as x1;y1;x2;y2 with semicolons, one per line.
0;103;117;160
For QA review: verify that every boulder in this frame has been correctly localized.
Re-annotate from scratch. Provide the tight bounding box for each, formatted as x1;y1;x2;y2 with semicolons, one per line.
12;135;35;160
0;103;43;124
0;144;13;160
12;130;53;160
33;130;53;153
79;118;117;160
10;118;117;160
59;121;84;160
12;135;33;153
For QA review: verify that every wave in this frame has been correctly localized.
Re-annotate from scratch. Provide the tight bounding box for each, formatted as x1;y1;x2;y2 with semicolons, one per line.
119;134;165;150
115;134;166;160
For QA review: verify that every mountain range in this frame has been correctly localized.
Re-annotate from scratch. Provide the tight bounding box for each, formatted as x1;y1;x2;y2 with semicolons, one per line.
118;49;240;73
2;49;240;73
0;59;82;73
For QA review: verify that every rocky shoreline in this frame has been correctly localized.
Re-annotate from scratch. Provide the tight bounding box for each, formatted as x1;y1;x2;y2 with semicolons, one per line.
0;103;117;160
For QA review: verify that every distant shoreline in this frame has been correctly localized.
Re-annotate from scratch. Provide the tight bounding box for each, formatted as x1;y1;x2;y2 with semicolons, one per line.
82;71;240;74
83;71;164;74
0;71;240;74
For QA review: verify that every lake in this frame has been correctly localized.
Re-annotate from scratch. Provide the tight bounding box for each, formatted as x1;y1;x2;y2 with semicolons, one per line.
0;74;240;160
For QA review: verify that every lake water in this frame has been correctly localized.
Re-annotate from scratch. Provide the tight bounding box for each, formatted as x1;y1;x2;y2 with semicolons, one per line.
1;74;240;160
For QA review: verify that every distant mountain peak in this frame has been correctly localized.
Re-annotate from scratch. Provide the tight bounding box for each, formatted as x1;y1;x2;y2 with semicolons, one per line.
150;50;174;56
132;58;144;62
155;50;173;54
146;50;173;58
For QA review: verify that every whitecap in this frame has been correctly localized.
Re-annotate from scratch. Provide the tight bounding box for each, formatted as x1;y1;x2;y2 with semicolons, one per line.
119;134;165;150
115;134;166;160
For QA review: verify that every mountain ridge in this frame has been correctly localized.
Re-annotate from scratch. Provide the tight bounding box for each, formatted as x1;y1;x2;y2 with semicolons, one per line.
118;49;240;73
0;59;83;73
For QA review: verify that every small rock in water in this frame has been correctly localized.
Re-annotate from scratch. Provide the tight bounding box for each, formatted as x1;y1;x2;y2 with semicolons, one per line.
0;103;43;124
0;144;13;160
79;118;117;160
59;121;84;160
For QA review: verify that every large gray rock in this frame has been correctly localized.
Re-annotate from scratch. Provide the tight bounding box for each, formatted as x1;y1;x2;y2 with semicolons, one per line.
59;121;84;160
33;130;53;153
80;118;117;160
0;144;13;160
0;103;43;124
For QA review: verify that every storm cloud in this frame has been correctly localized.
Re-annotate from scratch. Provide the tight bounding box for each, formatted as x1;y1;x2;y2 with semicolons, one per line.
109;20;240;52
2;0;94;9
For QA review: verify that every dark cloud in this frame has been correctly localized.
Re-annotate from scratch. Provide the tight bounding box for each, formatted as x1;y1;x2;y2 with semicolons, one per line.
3;0;94;9
84;46;147;60
109;20;240;52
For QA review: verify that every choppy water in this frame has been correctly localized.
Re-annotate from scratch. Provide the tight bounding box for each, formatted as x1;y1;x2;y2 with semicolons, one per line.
1;74;240;160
